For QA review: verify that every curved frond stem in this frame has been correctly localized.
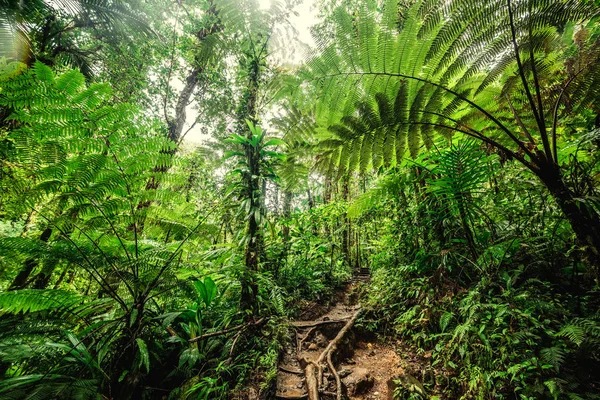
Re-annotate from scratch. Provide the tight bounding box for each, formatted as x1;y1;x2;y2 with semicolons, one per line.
313;71;535;160
504;93;536;144
37;205;136;300
34;211;129;310
100;136;139;263
507;0;550;160
527;1;547;146
552;68;588;162
72;188;132;264
403;121;526;171
146;271;212;301
417;110;487;140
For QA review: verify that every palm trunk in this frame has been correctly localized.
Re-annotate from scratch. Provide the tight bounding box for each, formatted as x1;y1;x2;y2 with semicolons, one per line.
539;166;600;274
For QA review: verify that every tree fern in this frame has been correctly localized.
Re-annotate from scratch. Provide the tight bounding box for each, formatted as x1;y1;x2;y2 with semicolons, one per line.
301;0;600;172
0;62;216;396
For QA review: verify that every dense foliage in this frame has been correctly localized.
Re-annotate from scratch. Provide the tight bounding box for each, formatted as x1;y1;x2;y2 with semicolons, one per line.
1;0;600;399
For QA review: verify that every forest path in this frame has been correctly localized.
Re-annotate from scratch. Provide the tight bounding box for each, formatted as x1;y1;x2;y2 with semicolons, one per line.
275;283;404;400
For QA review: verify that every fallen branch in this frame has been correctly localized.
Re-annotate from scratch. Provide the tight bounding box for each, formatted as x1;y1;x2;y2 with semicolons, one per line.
304;308;361;400
292;318;350;328
166;325;178;337
229;330;243;357
317;309;360;364
189;318;265;343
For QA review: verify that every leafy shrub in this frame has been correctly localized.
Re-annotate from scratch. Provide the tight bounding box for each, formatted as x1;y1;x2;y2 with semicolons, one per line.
365;263;600;399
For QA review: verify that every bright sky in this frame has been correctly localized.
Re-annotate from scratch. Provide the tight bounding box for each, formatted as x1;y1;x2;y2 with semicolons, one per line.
183;0;318;144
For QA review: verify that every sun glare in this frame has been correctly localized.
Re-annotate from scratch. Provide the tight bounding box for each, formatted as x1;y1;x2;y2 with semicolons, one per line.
258;0;271;10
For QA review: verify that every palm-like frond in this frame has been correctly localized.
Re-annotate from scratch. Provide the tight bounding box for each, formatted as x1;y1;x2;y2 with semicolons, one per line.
302;0;600;176
0;0;155;74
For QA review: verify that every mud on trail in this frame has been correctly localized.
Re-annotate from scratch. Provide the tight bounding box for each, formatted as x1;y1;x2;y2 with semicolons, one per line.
275;284;411;400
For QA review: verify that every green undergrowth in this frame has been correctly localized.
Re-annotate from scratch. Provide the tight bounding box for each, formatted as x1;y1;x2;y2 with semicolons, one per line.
362;258;600;399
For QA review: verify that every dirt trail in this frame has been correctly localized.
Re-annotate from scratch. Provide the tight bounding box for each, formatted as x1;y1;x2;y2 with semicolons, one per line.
276;284;405;400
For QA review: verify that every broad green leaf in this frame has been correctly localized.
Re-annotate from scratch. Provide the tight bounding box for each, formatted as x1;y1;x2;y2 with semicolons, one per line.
194;280;208;305
136;338;150;373
263;138;286;147
203;277;217;307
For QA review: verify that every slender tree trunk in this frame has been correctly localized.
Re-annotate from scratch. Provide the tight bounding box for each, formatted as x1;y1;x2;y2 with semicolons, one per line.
280;188;292;281
282;189;293;258
165;0;221;145
137;2;221;214
324;177;332;203
355;230;361;271
341;177;351;267
273;183;280;217
307;187;315;209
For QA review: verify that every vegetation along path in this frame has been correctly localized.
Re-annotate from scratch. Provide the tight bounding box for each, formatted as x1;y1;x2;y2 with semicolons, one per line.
276;284;420;400
3;0;600;398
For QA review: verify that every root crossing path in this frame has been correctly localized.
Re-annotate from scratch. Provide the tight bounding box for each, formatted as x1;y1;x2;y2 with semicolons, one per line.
276;285;403;400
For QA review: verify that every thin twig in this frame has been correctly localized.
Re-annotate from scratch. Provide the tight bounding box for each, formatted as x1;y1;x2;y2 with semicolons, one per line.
189;318;265;343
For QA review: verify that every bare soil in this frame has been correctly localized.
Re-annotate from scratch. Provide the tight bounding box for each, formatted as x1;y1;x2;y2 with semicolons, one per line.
276;283;411;400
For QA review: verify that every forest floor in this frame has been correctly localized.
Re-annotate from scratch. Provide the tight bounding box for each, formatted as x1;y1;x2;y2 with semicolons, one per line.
274;282;425;400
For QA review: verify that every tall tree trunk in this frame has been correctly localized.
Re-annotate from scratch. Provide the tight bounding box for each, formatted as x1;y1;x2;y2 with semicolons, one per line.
324;177;332;203
137;2;221;213
238;50;263;314
273;183;280;217
165;0;221;145
307;187;315;209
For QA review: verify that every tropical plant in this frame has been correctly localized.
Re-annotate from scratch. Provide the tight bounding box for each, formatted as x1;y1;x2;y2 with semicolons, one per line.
0;62;212;398
302;0;600;270
225;121;285;312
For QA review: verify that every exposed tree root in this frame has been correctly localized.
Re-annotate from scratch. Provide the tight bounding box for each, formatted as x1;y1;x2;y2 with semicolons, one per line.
305;361;320;400
275;390;338;399
276;394;308;400
327;347;342;400
304;308;361;400
298;326;316;351
280;365;304;375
